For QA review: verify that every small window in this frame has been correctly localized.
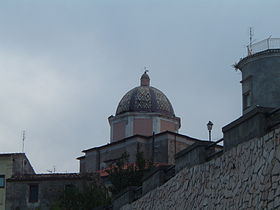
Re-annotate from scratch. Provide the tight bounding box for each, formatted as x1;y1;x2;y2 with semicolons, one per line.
0;175;5;188
65;184;75;191
29;184;39;203
243;91;252;109
241;75;253;111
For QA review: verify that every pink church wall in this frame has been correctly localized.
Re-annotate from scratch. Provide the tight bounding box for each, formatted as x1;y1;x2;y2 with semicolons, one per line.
113;121;126;141
133;118;153;136
160;119;176;132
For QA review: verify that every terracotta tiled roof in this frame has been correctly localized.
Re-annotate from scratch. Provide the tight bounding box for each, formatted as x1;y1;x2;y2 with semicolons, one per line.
7;173;98;182
97;162;170;177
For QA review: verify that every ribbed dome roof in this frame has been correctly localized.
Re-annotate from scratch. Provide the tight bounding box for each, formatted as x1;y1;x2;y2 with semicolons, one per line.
116;72;175;116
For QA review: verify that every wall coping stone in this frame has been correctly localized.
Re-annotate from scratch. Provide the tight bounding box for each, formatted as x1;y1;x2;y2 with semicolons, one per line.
222;106;273;132
175;141;211;159
112;186;139;201
142;165;172;182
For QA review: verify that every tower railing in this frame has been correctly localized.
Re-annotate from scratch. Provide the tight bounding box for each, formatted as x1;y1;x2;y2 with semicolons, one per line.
247;38;280;55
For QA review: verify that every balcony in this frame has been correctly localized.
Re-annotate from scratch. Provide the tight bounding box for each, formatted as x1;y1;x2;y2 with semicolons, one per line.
247;38;280;55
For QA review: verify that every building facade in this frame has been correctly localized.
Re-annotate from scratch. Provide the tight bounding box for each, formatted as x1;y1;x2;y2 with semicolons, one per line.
79;131;204;174
0;153;34;210
6;173;98;210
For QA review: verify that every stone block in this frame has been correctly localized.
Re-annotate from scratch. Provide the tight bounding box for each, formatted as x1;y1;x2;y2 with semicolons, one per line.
268;189;275;201
268;200;274;209
274;195;280;209
272;161;280;176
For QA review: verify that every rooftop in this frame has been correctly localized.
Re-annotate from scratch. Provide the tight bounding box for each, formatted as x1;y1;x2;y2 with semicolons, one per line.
7;173;98;182
0;153;25;156
247;38;280;56
80;131;208;155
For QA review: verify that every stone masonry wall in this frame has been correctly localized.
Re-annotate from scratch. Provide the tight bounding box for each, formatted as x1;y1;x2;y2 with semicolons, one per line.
122;127;280;209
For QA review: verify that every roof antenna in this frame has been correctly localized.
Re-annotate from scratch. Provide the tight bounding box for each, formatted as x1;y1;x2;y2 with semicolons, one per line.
47;166;56;173
248;27;254;55
22;130;26;153
249;27;254;48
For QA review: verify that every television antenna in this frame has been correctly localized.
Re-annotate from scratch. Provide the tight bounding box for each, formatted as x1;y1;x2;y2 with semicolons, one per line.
248;27;256;55
22;130;26;153
47;166;56;173
249;27;254;48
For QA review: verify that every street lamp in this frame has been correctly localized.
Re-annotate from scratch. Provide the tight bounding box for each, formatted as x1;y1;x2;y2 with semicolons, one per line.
207;121;213;141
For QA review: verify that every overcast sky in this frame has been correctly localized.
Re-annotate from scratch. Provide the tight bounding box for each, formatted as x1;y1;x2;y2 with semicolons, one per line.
0;0;279;173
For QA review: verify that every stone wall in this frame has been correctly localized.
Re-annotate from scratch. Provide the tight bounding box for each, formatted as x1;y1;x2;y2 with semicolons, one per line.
142;165;174;195
121;127;280;209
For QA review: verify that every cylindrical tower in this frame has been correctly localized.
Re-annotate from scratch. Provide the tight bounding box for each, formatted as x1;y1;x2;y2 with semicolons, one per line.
235;38;280;114
108;72;181;142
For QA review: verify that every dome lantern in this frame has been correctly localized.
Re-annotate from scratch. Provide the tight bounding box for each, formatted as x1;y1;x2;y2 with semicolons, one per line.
140;70;150;86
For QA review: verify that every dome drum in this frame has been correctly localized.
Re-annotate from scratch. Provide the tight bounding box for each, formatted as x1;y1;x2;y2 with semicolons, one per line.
109;113;180;142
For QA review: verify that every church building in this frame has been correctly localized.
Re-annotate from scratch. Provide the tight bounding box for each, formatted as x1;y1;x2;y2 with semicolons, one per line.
78;72;204;174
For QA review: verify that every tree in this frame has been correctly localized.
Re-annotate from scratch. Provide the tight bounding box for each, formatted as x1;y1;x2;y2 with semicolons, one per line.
51;182;111;210
106;151;153;195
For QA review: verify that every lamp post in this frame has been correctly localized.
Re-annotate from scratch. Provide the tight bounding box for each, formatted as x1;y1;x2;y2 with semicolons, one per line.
207;121;213;141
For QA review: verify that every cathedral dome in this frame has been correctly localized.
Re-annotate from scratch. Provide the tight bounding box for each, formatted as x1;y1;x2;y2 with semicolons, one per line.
116;72;175;116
